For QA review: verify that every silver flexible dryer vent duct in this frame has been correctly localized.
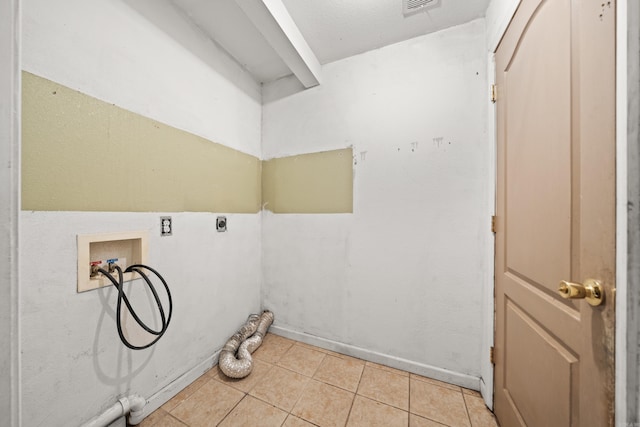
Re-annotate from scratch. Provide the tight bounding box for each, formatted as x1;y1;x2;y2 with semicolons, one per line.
219;310;274;379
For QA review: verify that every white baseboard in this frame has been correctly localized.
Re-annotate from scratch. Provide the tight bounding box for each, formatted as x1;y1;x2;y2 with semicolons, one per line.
479;376;492;410
133;325;485;424
270;325;481;391
135;350;221;423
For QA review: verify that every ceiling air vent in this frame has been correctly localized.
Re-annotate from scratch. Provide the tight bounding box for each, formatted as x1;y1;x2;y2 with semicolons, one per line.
403;0;441;16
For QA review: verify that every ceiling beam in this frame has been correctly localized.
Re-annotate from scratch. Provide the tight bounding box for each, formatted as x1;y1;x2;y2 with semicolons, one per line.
234;0;321;88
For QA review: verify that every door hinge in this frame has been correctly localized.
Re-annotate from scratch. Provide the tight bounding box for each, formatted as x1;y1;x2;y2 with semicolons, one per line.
490;346;495;365
491;215;497;233
490;84;497;103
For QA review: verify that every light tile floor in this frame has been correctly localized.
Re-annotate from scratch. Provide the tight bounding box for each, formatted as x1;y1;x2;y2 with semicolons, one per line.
140;334;499;427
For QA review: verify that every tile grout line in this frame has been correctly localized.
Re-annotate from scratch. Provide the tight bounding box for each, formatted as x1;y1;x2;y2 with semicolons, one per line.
167;412;188;426
354;366;412;412
408;373;412;420
243;391;279;411
163;375;219;425
215;391;249;427
312;356;366;395
243;353;317;425
365;361;410;377
286;410;321;427
165;374;212;415
342;364;365;426
409;376;471;426
274;353;327;378
274;341;325;422
286;375;312;418
461;390;473;427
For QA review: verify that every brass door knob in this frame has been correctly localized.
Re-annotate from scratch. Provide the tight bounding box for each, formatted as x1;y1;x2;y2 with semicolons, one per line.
558;279;604;306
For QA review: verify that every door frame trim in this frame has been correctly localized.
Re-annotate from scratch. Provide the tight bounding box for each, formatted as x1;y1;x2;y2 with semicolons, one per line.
0;0;21;425
618;0;640;423
481;52;497;411
482;0;523;411
482;0;524;412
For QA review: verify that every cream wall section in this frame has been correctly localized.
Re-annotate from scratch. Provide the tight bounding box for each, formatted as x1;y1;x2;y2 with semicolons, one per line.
20;1;262;425
262;20;490;387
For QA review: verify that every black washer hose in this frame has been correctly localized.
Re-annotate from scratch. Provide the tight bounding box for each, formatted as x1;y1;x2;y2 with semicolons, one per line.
97;264;173;350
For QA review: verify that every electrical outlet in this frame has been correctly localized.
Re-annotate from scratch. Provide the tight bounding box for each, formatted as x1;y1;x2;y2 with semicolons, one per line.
161;216;172;236
216;216;227;232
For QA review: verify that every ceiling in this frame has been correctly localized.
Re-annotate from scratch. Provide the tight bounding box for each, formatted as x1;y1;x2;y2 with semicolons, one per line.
171;0;491;85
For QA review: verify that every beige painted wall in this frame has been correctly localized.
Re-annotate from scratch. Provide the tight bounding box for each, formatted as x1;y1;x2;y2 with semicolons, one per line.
22;72;262;213
22;72;353;214
262;149;353;213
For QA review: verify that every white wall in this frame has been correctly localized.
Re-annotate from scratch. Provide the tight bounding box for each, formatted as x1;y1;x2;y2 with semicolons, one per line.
484;0;520;52
22;0;262;157
20;213;261;426
262;19;490;386
1;0;20;425
20;1;263;425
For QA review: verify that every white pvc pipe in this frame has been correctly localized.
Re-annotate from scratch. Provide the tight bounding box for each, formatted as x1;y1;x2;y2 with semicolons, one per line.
82;395;146;427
